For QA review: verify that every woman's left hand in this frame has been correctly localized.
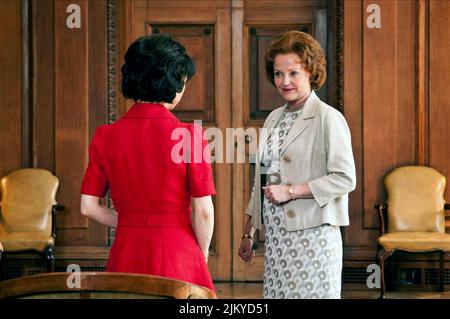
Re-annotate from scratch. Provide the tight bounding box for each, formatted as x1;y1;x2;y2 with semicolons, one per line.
262;185;290;204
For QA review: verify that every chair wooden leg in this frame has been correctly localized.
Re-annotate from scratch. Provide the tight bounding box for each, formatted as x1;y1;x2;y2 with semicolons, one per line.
388;253;395;290
439;251;444;292
377;248;393;299
0;253;6;281
44;246;55;273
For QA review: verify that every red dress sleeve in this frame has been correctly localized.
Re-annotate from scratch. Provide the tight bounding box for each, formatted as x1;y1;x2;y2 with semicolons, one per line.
187;123;216;197
80;126;109;197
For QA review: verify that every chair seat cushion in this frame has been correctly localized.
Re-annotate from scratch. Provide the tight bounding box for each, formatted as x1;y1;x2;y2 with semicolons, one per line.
378;232;450;252
0;232;54;252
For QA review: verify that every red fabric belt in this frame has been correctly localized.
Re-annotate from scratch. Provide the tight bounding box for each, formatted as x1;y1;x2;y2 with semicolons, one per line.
117;213;191;227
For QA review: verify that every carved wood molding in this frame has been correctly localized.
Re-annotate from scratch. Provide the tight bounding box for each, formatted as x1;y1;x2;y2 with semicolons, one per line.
335;0;344;113
107;0;117;245
107;0;117;125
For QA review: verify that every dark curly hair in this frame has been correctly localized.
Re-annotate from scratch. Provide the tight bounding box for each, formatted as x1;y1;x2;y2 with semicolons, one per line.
265;31;326;90
121;35;195;103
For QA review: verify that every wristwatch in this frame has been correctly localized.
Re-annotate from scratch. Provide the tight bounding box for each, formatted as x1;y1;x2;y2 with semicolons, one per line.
288;186;295;200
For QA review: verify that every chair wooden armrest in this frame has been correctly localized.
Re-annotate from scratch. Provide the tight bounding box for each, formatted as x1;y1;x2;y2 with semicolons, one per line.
374;203;388;236
445;203;450;210
51;205;65;238
0;272;217;299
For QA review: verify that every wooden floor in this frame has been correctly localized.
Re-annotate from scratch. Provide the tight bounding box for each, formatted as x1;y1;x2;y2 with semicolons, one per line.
214;282;450;299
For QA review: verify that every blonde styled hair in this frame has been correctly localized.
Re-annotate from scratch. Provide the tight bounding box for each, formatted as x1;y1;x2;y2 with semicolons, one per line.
264;31;326;90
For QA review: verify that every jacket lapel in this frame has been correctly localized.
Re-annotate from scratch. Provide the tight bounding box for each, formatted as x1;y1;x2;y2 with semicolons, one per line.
279;91;319;156
258;106;285;161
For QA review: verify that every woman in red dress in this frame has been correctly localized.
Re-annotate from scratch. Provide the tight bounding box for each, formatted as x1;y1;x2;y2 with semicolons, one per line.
80;35;215;291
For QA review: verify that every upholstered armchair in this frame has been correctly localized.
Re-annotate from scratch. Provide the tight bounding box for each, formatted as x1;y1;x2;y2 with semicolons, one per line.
375;166;450;298
0;169;64;277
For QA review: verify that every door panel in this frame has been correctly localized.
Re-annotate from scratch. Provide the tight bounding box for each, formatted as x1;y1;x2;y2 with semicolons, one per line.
146;24;216;122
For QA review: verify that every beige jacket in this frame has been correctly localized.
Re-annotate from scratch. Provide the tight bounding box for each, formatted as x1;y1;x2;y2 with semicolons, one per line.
245;91;356;231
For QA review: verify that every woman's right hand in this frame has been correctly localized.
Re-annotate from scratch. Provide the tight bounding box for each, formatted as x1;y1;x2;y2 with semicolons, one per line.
238;237;255;263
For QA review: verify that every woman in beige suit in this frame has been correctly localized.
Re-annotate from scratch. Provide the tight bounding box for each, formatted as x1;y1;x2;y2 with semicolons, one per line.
238;31;356;299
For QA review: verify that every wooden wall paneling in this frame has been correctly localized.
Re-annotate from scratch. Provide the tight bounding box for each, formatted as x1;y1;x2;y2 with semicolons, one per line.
107;0;118;246
429;0;450;202
396;0;417;163
107;0;118;126
342;1;450;280
343;0;367;248
362;0;416;230
343;0;449;269
116;0;135;117
416;0;428;166
327;0;338;111
32;0;55;172
244;0;327;22
54;0;90;243
146;0;217;22
213;0;232;280
87;0;109;246
88;0;108;144
0;0;23;178
362;0;397;230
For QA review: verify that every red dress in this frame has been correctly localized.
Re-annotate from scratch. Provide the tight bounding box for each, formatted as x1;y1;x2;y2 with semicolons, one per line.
80;102;216;291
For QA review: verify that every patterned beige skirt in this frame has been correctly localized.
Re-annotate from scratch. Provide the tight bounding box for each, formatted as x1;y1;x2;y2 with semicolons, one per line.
262;198;343;299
